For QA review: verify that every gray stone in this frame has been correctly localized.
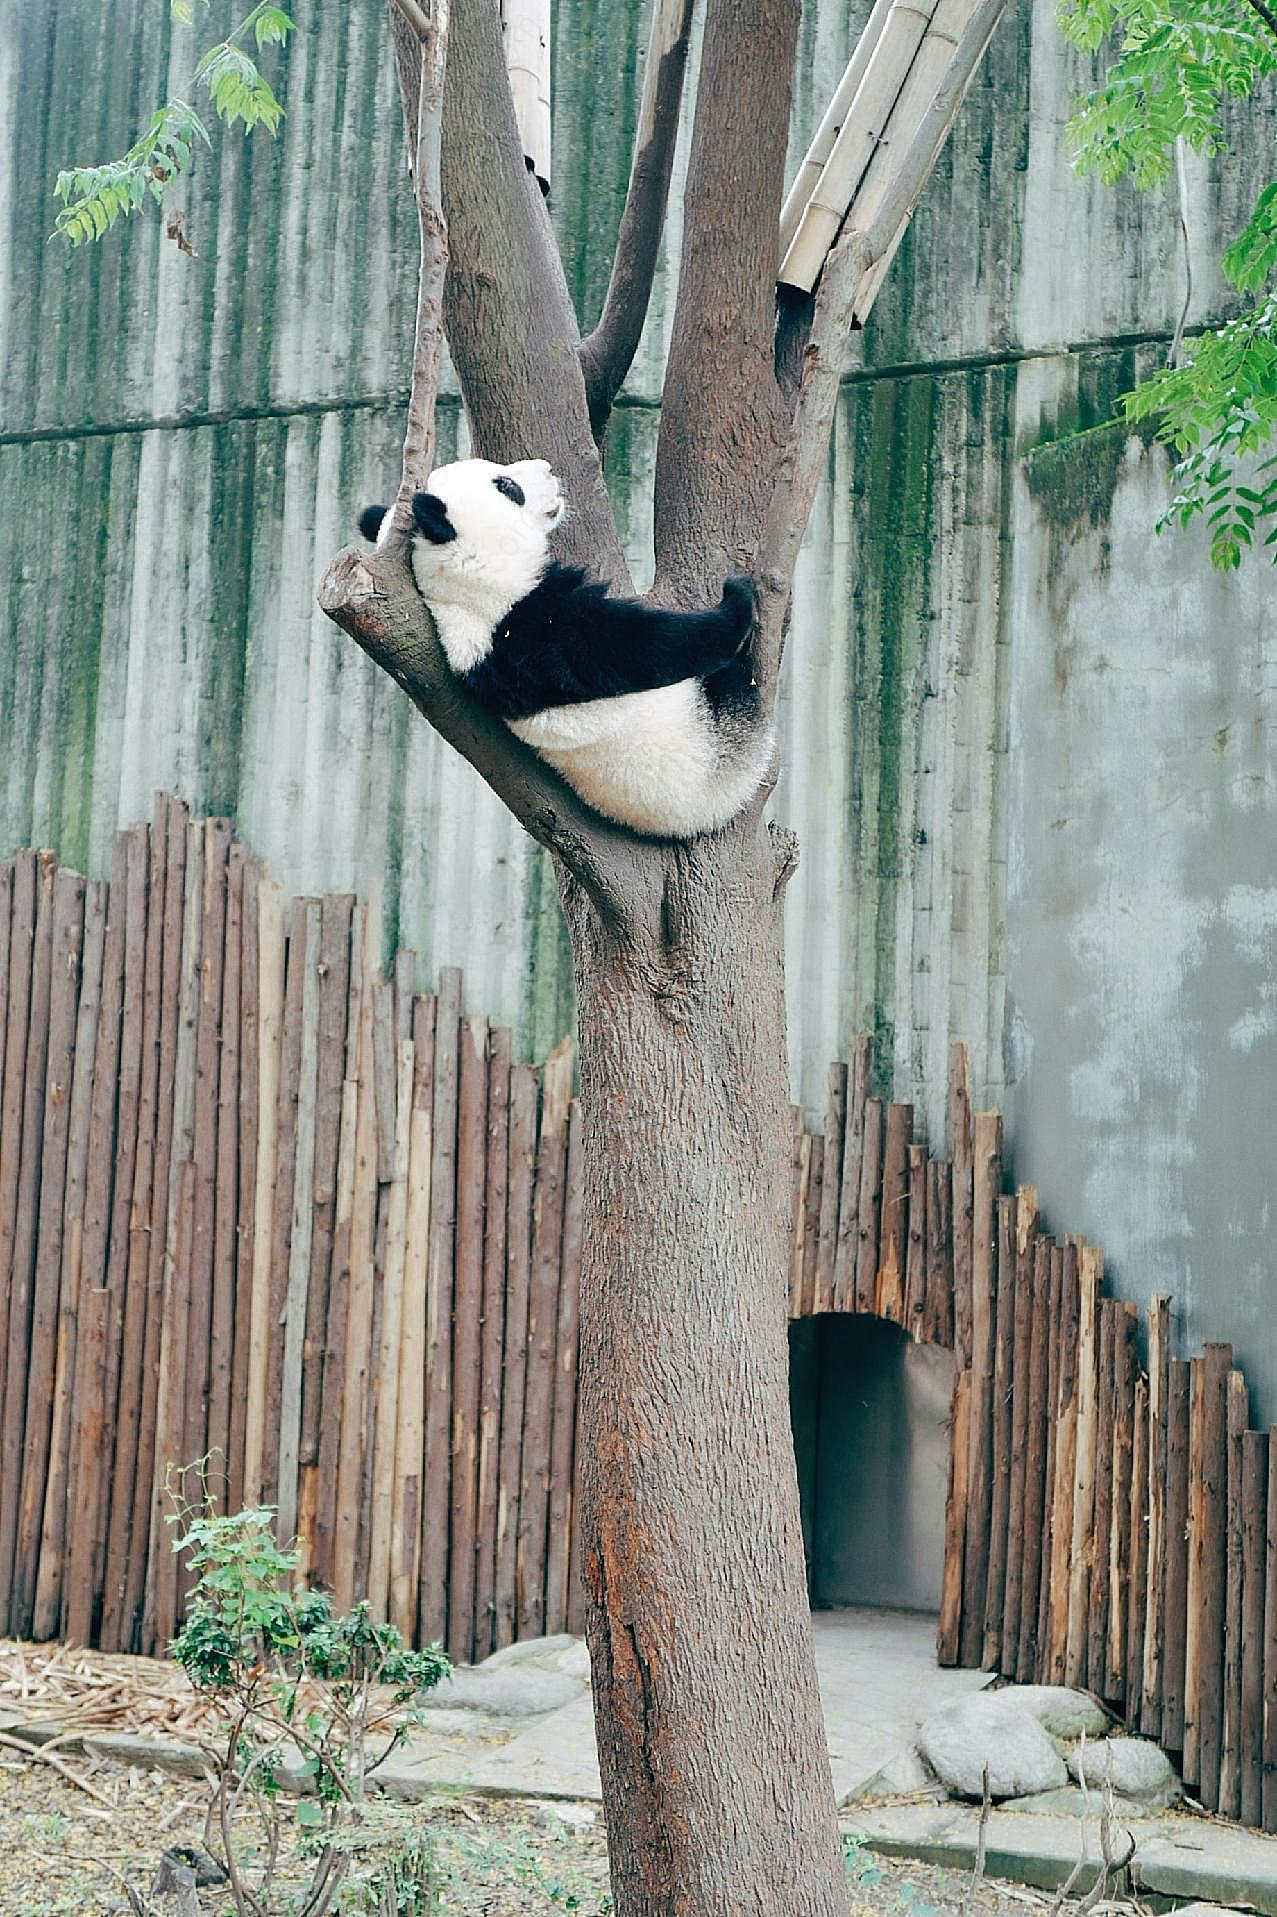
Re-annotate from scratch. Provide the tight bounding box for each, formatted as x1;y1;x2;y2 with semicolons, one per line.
1068;1735;1180;1802
480;1634;578;1671
420;1664;585;1719
853;1747;944;1803
993;1684;1111;1739
82;1731;208;1779
917;1694;1068;1800
1001;1786;1094;1818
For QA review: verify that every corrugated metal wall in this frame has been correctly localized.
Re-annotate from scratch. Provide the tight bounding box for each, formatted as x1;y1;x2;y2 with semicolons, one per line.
3;1;1276;1407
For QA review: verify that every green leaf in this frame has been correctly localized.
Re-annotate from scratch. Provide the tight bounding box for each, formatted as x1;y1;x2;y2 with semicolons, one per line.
295;1798;325;1829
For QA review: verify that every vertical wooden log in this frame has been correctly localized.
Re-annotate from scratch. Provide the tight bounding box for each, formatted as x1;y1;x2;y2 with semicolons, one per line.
812;1062;846;1313
852;1097;882;1315
903;1144;928;1341
1086;1298;1117;1696
227;861;262;1516
369;1035;415;1618
960;1109;1000;1668
1261;1430;1277;1832
1186;1344;1231;1802
1002;1191;1037;1675
147;1159;197;1652
0;851;57;1632
831;1036;870;1311
34;878;105;1639
982;1195;1017;1670
298;894;355;1494
875;1102;912;1324
1162;1357;1191;1753
262;898;309;1511
447;1013;490;1660
1065;1246;1101;1686
127;804;198;1650
546;1099;585;1634
1141;1296;1172;1735
800;1132;823;1318
64;832;130;1646
518;1039;572;1642
1015;1236;1051;1682
13;869;85;1636
207;843;244;1500
420;965;462;1642
473;1026;511;1659
277;901;324;1546
1105;1303;1136;1701
333;923;380;1611
1125;1374;1150;1729
1046;1242;1080;1681
1219;1368;1249;1820
494;1062;537;1651
241;877;284;1504
948;1043;974;1371
1035;1243;1064;1681
182;819;230;1486
0;852;38;1538
99;804;169;1652
937;1369;971;1666
789;1126;812;1317
390;993;435;1638
1240;1428;1267;1829
924;1159;953;1348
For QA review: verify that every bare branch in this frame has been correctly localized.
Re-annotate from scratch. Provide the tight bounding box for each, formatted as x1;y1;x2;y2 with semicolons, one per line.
578;0;695;441
757;0;1008;695
441;0;628;584
651;0;801;600
319;548;641;926
384;0;450;541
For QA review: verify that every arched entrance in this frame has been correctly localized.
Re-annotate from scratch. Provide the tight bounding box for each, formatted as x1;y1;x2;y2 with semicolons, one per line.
790;1315;955;1612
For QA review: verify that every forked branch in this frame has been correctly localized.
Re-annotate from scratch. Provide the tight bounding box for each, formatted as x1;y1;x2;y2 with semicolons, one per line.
578;0;696;441
320;0;637;922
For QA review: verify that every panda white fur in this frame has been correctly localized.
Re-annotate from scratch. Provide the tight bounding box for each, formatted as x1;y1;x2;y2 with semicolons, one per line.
358;458;773;839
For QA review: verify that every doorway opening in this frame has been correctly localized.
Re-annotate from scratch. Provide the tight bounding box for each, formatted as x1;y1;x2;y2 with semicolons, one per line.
789;1314;955;1613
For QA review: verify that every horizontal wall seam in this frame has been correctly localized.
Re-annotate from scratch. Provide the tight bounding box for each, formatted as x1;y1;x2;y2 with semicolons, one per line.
0;323;1203;449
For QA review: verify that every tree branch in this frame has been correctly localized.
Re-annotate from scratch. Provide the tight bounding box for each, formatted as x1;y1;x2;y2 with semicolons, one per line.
757;0;1009;700
440;0;629;584
578;0;696;442
319;549;640;926
651;0;801;600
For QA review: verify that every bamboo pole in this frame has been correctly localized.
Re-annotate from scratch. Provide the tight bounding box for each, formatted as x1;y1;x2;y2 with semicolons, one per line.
474;1026;512;1659
390;994;435;1638
277;900;323;1545
876;1101;912;1324
494;1063;537;1652
1140;1295;1172;1735
1162;1357;1191;1752
448;1013;490;1658
518;1039;572;1643
982;1194;1016;1670
832;1036;871;1310
546;1099;585;1634
1218;1368;1249;1819
853;1096;883;1315
242;877;284;1505
420;965;462;1642
813;1062;847;1312
1065;1244;1100;1686
1240;1428;1267;1828
369;1037;415;1619
208;841;244;1500
960;1108;999;1666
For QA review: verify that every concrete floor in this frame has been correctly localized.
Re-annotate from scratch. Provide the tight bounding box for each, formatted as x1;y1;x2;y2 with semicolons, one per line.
384;1607;992;1805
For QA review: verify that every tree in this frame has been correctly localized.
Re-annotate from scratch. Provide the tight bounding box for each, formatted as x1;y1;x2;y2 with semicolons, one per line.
55;0;1005;1907
1060;0;1277;566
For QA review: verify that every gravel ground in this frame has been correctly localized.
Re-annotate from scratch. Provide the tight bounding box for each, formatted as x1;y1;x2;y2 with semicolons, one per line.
0;1756;1077;1916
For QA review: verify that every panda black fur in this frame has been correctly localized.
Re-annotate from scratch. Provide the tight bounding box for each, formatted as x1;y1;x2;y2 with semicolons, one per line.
358;458;773;839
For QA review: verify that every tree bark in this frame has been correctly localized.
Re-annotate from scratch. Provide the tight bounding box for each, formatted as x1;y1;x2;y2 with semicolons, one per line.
562;823;847;1917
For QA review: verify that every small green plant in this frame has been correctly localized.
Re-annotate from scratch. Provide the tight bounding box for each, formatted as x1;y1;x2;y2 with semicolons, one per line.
52;1;295;246
842;1830;886;1890
167;1469;450;1917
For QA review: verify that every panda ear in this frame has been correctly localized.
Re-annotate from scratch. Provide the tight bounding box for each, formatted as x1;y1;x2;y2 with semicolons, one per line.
411;491;457;545
357;504;387;543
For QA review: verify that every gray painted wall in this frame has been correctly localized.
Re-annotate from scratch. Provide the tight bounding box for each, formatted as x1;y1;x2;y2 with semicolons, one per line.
2;0;1275;1406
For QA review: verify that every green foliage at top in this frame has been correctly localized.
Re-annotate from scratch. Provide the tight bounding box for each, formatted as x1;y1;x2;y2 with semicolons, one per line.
53;1;295;247
1059;0;1277;565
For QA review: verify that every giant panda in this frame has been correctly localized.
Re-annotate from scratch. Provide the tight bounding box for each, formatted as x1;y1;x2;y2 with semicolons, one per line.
357;458;773;839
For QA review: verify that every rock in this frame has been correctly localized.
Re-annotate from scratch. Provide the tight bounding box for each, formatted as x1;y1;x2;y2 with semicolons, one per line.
1068;1736;1180;1803
995;1685;1111;1739
481;1634;578;1671
420;1664;585;1719
918;1695;1068;1801
855;1748;944;1802
1001;1786;1097;1818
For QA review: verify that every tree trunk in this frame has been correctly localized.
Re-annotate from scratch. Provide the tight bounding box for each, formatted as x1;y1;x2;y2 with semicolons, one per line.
561;821;848;1917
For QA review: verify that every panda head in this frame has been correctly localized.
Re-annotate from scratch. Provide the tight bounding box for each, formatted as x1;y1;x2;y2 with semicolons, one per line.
402;458;564;619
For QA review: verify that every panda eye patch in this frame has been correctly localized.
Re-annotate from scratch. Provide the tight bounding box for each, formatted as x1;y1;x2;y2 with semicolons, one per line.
493;475;526;506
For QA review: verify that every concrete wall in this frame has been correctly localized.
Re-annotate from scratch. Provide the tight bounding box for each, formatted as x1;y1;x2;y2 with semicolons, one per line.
3;0;1275;1406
